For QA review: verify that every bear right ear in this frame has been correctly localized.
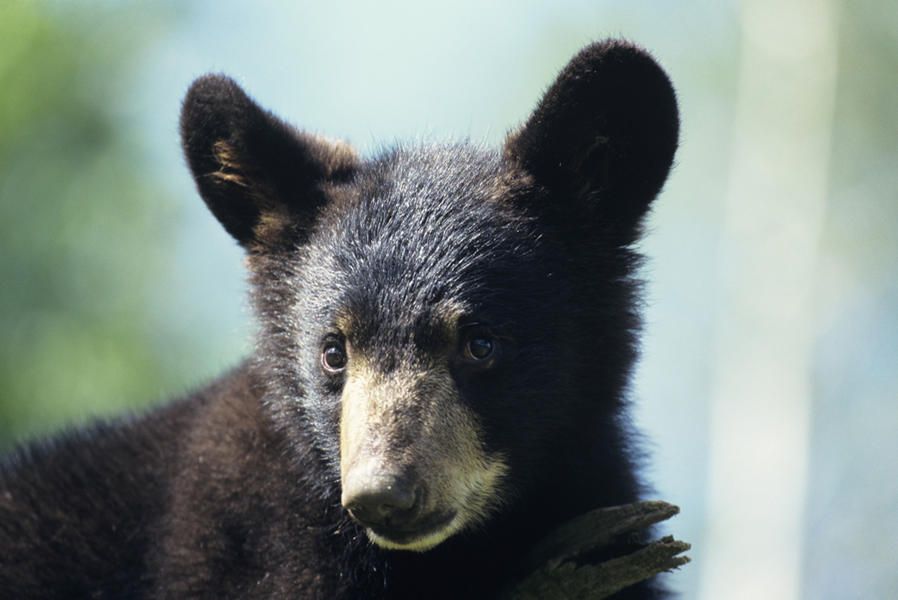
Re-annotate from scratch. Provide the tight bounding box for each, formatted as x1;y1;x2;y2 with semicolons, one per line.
180;75;357;250
505;41;679;244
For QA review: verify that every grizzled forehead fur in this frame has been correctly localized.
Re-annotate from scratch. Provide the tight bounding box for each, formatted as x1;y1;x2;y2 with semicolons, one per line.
300;145;544;363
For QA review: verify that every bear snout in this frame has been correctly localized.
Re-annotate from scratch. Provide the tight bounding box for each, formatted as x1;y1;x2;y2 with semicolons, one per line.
341;467;460;551
341;470;422;529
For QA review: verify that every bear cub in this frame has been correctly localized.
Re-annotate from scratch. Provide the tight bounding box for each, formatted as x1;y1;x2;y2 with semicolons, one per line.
0;40;679;599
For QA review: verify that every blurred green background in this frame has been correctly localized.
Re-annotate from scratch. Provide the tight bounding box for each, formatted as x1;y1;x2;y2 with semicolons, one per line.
1;1;895;598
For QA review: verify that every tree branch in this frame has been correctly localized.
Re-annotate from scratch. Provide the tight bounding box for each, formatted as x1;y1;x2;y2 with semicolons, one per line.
503;501;690;600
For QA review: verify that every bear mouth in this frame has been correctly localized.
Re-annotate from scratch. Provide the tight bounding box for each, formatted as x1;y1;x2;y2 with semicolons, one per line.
365;510;458;551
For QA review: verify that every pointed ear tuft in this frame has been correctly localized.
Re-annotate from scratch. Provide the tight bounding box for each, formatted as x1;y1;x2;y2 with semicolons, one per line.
505;40;679;240
180;74;357;249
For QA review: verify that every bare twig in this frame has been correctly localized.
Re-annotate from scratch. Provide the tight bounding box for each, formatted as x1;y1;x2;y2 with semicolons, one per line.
503;501;690;600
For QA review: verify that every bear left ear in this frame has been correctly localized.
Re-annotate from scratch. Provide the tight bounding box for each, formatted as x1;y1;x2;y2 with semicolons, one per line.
505;40;679;242
180;74;358;250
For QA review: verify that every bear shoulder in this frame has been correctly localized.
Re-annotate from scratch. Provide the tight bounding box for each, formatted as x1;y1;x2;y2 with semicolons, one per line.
0;362;338;597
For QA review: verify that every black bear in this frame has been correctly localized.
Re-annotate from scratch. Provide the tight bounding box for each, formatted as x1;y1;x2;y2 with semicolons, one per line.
0;40;679;598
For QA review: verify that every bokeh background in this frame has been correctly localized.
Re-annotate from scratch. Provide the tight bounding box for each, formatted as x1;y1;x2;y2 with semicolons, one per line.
1;1;895;597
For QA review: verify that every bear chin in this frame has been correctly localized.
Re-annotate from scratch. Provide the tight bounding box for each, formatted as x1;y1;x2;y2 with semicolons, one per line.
365;509;462;552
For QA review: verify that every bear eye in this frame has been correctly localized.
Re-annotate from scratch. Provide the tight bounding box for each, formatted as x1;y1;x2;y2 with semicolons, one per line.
460;327;498;365
321;340;347;373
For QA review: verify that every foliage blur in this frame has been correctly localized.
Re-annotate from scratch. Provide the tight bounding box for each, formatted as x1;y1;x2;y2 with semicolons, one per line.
0;1;895;598
0;2;184;445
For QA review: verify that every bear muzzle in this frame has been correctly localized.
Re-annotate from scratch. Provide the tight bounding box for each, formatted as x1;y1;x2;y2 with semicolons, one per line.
338;363;507;551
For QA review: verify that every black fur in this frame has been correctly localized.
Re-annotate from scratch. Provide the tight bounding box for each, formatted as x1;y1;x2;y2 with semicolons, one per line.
0;40;679;598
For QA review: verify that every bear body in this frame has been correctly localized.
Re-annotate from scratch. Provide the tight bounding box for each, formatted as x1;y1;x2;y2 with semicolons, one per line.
0;40;679;598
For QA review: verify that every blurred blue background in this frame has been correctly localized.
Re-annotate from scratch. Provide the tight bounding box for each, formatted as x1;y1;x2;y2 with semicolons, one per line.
1;1;895;597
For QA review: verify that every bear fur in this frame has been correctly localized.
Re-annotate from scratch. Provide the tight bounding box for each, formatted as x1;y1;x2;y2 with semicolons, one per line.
0;40;679;599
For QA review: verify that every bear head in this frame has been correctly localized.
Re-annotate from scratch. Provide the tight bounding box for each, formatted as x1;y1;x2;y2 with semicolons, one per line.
180;40;678;552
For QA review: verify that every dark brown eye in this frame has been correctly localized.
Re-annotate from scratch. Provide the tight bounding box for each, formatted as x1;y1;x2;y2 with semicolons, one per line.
467;337;494;360
321;341;347;373
461;328;498;364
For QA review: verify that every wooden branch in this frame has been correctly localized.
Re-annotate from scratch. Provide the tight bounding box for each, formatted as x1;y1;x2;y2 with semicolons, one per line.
502;501;690;600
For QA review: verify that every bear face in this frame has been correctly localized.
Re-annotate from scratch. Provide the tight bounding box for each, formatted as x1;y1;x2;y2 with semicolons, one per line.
180;40;678;554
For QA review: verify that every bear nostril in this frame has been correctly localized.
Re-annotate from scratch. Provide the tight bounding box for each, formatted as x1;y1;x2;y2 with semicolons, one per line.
343;476;421;529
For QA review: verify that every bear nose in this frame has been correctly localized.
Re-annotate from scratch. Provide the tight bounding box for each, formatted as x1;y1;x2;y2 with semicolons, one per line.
342;474;421;529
